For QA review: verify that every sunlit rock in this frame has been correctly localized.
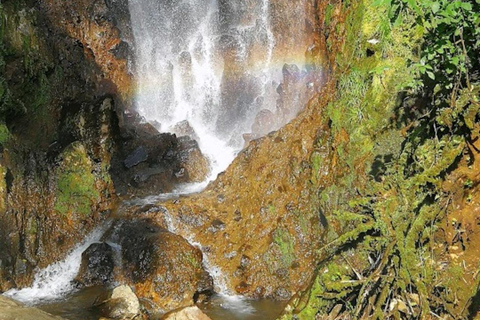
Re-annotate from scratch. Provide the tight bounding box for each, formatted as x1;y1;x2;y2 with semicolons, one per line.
0;296;65;320
98;285;140;320
161;306;212;320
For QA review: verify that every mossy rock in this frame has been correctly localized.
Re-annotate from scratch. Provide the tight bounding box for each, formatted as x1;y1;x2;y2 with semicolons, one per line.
54;142;100;218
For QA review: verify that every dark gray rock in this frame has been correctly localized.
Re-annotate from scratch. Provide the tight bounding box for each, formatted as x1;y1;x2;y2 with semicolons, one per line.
124;146;148;168
75;242;114;287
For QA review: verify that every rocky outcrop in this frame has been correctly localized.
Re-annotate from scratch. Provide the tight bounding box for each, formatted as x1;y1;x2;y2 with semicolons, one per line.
0;97;117;290
39;0;133;105
0;0;124;290
110;116;210;197
114;0;334;303
0;296;65;320
154;102;331;299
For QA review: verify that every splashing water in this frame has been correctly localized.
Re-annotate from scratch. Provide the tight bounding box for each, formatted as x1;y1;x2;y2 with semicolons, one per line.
128;0;281;176
4;223;111;305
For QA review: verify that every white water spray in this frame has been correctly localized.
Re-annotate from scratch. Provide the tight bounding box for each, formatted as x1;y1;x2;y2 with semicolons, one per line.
4;223;111;305
128;0;281;177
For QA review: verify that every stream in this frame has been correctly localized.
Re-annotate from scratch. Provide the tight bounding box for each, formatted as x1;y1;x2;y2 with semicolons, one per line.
3;185;286;319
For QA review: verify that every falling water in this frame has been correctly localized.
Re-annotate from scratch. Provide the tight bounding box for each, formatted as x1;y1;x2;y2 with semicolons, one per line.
128;0;281;176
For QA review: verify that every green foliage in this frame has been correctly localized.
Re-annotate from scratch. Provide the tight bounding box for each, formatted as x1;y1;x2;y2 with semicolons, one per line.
54;143;100;217
292;0;480;319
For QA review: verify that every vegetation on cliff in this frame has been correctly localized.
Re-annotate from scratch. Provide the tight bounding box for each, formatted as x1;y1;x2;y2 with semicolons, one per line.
282;0;480;319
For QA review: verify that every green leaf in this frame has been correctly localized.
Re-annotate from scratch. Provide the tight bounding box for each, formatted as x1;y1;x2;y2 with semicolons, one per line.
461;2;473;10
452;56;460;66
431;2;440;13
426;71;435;80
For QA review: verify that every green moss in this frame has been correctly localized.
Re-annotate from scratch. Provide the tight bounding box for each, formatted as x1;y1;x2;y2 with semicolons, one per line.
324;4;334;26
182;251;200;269
54;142;100;217
272;228;296;268
0;124;10;144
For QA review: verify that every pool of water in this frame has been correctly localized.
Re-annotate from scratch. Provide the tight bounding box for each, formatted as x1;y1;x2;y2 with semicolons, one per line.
36;286;106;320
199;294;287;320
34;288;285;320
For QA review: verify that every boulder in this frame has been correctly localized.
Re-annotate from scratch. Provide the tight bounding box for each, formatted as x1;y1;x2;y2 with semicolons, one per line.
161;306;212;320
98;285;140;320
106;220;213;311
75;242;114;287
110;112;210;196
177;137;210;182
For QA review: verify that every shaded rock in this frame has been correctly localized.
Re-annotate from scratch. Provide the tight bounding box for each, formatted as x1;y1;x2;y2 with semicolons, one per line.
193;271;214;303
161;306;212;320
98;285;140;320
110;111;210;196
106;220;210;311
124;146;148;168
75;242;114;287
0;296;65;320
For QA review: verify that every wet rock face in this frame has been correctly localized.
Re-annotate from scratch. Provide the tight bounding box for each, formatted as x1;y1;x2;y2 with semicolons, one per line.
158;91;333;300
39;0;133;104
0;96;117;290
110;115;210;197
75;242;114;287
0;0;129;290
107;220;213;311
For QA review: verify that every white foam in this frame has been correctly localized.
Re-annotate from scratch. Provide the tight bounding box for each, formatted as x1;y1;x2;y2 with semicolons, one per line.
217;293;256;315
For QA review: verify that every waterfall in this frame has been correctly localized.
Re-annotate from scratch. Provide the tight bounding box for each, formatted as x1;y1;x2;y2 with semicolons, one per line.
128;0;283;177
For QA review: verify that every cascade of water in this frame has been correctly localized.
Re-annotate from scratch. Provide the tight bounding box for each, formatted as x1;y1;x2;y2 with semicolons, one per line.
4;222;111;304
160;209;232;295
128;0;282;177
